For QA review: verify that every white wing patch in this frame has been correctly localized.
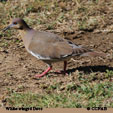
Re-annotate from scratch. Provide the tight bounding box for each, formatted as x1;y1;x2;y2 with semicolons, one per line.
28;50;51;60
68;41;81;49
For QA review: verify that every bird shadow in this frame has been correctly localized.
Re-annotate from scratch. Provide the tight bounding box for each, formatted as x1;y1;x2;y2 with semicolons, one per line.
67;65;113;74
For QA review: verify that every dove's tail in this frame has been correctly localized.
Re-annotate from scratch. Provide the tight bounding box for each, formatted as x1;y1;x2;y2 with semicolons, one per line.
81;51;106;57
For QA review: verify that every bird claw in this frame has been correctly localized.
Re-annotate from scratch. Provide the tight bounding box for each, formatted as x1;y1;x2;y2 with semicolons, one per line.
35;74;44;78
55;70;68;75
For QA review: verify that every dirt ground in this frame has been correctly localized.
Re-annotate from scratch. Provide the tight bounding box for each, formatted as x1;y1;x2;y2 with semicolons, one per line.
0;30;113;105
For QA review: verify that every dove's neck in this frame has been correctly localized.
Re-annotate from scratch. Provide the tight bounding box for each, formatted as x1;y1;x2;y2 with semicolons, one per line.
19;29;35;51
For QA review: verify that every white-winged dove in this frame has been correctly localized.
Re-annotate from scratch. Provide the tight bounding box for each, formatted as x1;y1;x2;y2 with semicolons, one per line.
3;18;105;77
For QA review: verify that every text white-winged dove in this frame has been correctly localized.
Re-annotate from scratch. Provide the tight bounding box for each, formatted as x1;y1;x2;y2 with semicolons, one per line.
3;18;105;77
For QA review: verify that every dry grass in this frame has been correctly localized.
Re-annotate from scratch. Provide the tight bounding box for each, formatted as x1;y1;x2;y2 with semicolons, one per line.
0;0;113;33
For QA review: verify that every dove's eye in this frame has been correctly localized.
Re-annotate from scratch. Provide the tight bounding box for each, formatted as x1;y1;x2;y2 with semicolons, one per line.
13;22;17;25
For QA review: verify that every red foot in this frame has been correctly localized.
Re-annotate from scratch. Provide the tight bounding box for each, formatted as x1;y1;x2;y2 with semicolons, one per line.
35;66;52;78
55;70;68;75
55;61;68;75
35;61;67;77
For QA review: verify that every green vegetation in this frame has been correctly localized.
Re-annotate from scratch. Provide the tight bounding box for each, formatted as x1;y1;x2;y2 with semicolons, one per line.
5;70;113;108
